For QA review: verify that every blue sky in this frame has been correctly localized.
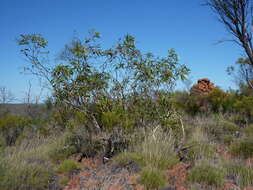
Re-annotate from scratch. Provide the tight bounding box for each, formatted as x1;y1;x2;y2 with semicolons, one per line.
0;0;245;101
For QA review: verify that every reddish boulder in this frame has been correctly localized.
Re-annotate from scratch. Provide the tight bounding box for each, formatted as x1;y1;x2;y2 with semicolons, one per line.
190;78;216;95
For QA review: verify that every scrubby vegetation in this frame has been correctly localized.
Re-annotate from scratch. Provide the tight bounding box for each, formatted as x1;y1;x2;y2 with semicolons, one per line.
2;2;253;187
187;164;225;188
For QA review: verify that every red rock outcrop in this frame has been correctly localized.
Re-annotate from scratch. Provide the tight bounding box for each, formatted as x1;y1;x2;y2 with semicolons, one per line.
190;78;216;95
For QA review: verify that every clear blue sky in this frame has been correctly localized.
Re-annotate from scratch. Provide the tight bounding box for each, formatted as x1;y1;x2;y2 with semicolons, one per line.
0;0;244;101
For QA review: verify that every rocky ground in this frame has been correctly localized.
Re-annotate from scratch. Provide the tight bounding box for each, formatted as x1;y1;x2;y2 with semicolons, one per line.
63;157;144;190
62;148;253;190
62;156;192;190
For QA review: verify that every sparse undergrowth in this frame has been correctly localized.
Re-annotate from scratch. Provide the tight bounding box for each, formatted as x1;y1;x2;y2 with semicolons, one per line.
56;159;81;174
1;112;253;190
139;167;167;190
225;162;253;188
229;139;253;159
187;164;225;188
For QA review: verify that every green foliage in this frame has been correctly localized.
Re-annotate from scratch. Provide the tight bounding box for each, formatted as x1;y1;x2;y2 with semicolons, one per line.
220;120;239;134
187;143;216;161
139;168;166;190
160;115;183;139
49;145;77;163
171;86;253;122
244;124;253;138
59;176;69;186
44;97;54;111
234;95;253;118
0;144;53;190
18;34;48;47
48;128;101;162
204;120;239;143
101;110;122;130
56;159;80;174
202;88;229;113
187;164;225;188
223;134;235;145
0;115;30;146
229;139;253;159
225;162;253;187
114;152;146;167
230;114;248;126
227;57;253;96
18;31;189;136
0;135;6;151
0;163;53;190
114;128;179;170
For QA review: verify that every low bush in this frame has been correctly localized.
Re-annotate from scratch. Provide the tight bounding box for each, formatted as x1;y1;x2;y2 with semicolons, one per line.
187;164;225;188
2;164;52;190
187;143;216;161
56;159;80;174
230;114;248;127
220;121;238;134
101;110;121;130
0;157;53;190
139;167;166;190
185;127;216;161
0;135;6;151
244;125;253;138
225;162;253;187
223;134;235;145
49;145;77;163
59;176;69;186
0;133;62;190
229;139;253;159
0;115;31;146
113;152;146;168
204;120;239;143
117;127;179;170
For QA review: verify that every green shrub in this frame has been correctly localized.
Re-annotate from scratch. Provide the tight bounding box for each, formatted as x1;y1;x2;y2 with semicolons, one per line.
114;128;179;170
223;134;235;145
204;122;224;141
234;95;253;120
49;145;77;163
48;128;102;162
56;159;80;174
0;163;53;190
205;88;228;113
160;118;183;139
230;114;248;126
0;133;60;190
204;120;239;142
0;135;6;151
47;132;77;162
229;139;253;159
225;163;253;187
65;130;103;157
187;143;216;161
101;105;135;132
220;121;238;134
139;168;166;190
0;115;30;146
187;164;225;188
101;111;121;130
244;125;253;138
0;158;6;184
59;176;69;186
114;152;146;167
134;128;178;170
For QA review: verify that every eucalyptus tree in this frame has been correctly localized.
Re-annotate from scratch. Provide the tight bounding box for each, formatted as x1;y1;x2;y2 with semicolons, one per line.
206;0;253;66
227;57;253;91
17;31;189;131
